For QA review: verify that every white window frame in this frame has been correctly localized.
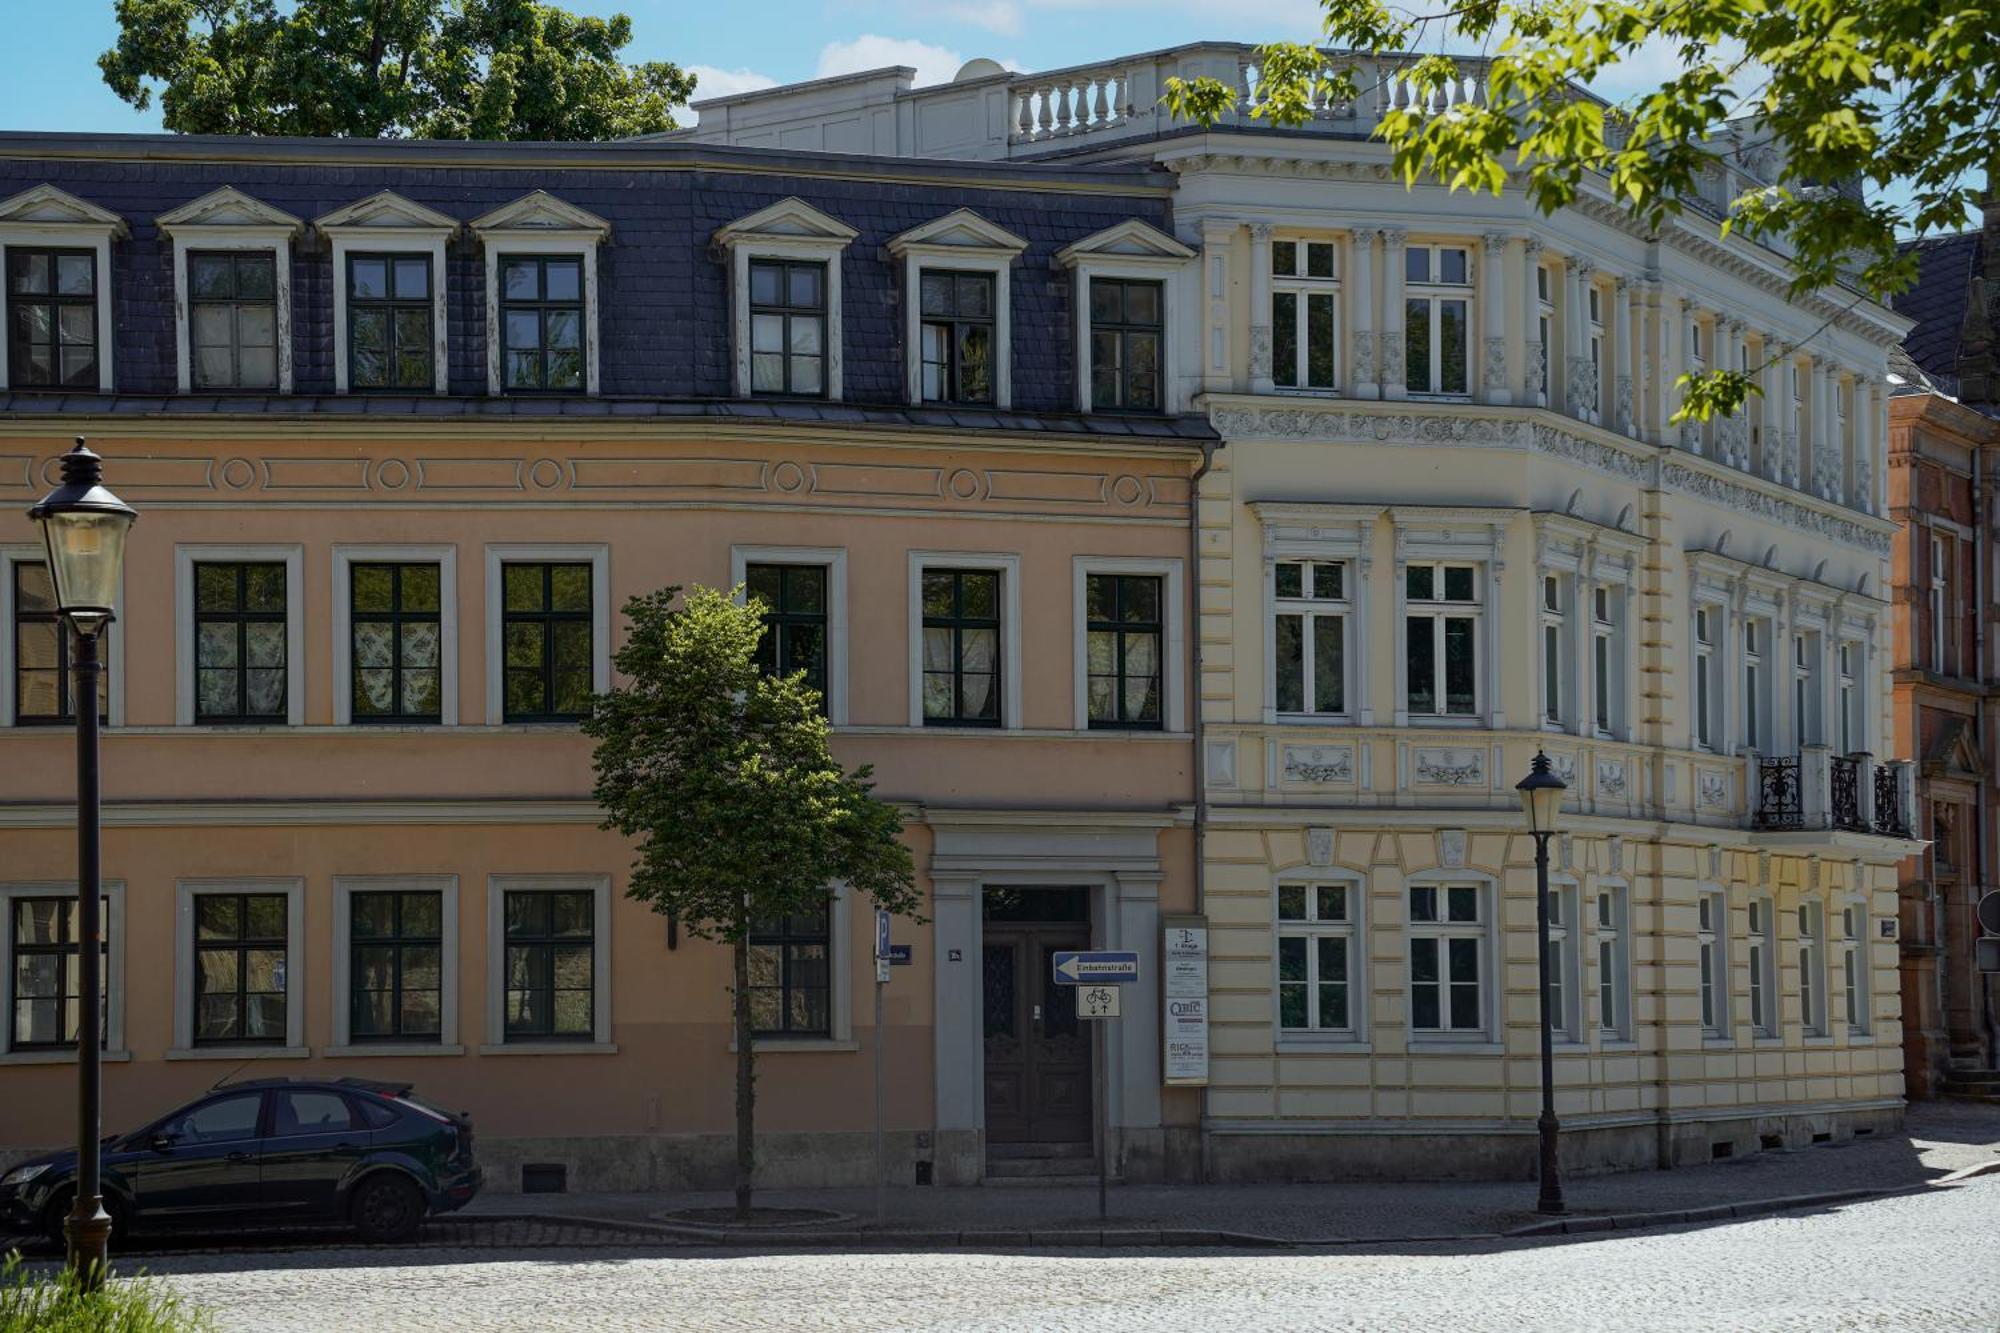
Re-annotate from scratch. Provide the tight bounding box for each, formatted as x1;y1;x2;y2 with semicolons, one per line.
1587;284;1604;416
1540;573;1568;731
1256;506;1375;726
1535;264;1554;406
1748;896;1777;1037
481;873;615;1054
470;191;611;398
1798;899;1826;1037
1072;555;1186;732
1;544;126;727
1590;584;1618;738
0;184;127;394
329;875;462;1055
0;879;128;1063
1275;875;1364;1044
1742;615;1768;752
1406;876;1496;1044
170;877;307;1058
1836;639;1858;754
1793;629;1822;748
1392;510;1507;729
715;197;858;402
1054;219;1195;415
886;209;1026;410
1692;602;1718;751
1698;888;1730;1041
1271;556;1353;723
731;545;850;726
907;550;1023;731
1592;882;1631;1041
174;544;305;728
747;882;857;1053
1270;235;1341;392
1929;534;1948;672
482;544;611;726
1546;878;1581;1043
1403;243;1474;398
1839;899;1869;1036
1403;560;1484;722
315;191;457;396
156;187;303;395
331;544;459;727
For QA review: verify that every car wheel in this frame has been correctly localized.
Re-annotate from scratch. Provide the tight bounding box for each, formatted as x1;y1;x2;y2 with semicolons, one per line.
350;1173;426;1245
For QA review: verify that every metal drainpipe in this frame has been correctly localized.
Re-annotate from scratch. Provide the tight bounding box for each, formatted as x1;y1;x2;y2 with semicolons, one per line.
1187;433;1219;1183
1977;458;1999;1068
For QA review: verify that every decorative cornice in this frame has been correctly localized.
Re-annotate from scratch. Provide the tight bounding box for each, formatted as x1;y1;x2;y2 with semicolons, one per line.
1659;461;1892;556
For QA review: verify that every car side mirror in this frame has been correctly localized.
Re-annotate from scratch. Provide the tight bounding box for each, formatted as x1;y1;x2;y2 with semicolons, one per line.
149;1133;175;1153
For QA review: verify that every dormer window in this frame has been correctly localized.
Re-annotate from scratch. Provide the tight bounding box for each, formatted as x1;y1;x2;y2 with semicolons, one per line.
715;198;858;402
469;191;611;397
888;209;1026;410
315;191;457;395
156;187;302;395
1054;219;1194;415
0;184;127;395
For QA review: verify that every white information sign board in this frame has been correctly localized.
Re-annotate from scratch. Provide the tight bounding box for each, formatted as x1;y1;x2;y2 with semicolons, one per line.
1162;919;1209;1086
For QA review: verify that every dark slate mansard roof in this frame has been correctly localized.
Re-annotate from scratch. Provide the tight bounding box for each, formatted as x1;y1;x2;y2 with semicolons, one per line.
1892;230;1980;400
0;132;1215;443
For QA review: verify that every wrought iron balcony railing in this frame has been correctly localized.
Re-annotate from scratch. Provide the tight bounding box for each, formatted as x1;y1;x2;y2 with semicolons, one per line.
1750;749;1915;838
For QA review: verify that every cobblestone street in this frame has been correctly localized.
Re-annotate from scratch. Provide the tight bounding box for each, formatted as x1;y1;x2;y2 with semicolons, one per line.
103;1178;2000;1332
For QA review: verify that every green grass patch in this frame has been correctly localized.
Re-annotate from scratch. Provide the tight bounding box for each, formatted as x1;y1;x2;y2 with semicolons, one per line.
0;1253;214;1332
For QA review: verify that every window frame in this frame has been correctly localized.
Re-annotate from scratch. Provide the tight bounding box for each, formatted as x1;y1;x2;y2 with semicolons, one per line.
341;251;439;394
332;544;458;727
1086;275;1166;413
1274;875;1365;1044
1402;560;1484;722
1742;616;1768;751
1698;888;1730;1041
0;880;128;1063
1392;512;1506;730
1691;601;1720;752
1073;556;1185;733
1055;221;1193;416
1534;263;1555;407
1929;533;1948;672
1748;896;1777;1038
730;545;849;725
748;894;836;1039
888;209;1026;410
481;874;613;1054
0;183;125;395
746;256;830;399
915;267;998;407
482;545;610;727
907;551;1022;731
1591;585;1618;738
185;248;281;393
170;878;306;1058
1256;507;1375;726
329;875;461;1055
1798;899;1827;1037
1839;899;1869;1036
316;192;456;396
2;548;120;728
1793;628;1822;748
157;187;300;395
494;252;589;395
4;246;100;392
1540;572;1568;731
1406;877;1496;1044
1544;879;1582;1044
1592;882;1631;1041
1270;236;1341;393
471;193;609;398
174;545;304;728
1403;243;1473;398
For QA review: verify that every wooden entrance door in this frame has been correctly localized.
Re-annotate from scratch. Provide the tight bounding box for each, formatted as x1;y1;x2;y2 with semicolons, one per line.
982;888;1093;1145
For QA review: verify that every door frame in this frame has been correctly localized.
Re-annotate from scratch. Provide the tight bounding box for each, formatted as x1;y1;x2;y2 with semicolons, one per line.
927;820;1168;1183
981;904;1095;1146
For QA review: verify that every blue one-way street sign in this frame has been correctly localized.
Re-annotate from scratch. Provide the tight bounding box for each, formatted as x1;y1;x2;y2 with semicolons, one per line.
1052;950;1140;985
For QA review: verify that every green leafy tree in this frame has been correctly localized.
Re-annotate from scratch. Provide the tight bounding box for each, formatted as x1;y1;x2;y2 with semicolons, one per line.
99;0;695;139
584;585;919;1219
1163;0;1999;419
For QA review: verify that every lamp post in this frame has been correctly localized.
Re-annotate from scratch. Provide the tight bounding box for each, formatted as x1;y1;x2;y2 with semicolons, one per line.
28;439;136;1289
1515;749;1567;1216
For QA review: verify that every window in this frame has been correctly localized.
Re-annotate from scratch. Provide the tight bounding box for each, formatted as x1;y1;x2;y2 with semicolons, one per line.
1405;562;1479;717
345;253;433;391
1540;575;1566;728
1794;632;1819;746
11;561;106;724
1929;535;1948;672
1693;606;1715;750
1798;901;1825;1036
1743;619;1767;750
921;568;1001;727
1546;885;1576;1041
1698;891;1727;1038
501;562;593;722
349;562;442;723
188;251;277;390
1271;239;1338;391
1748;898;1776;1035
7;896;106;1049
1277;882;1356;1035
192;892;288;1045
1404;244;1471;396
1090;277;1162;411
749;897;831;1037
1535;265;1554;405
1409;883;1486;1035
160;1092;263;1146
1587;285;1604;407
1591;586;1616;736
750;258;827;397
1085;573;1162;729
1840;904;1867;1034
348;889;443;1043
194;561;288;723
1275;560;1348;717
1595;887;1628;1038
272;1089;355;1138
746;564;829;705
499;255;584;392
1837;642;1857;754
502;889;595;1041
918;270;994;404
5;248;96;389
1934;805;1957;873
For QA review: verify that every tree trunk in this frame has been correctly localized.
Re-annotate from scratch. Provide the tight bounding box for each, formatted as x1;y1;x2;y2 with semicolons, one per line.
734;935;755;1221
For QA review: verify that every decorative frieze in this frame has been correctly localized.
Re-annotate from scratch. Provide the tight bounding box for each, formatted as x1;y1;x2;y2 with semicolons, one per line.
1596;759;1628;798
1699;769;1731;809
1414;747;1484;786
1282;744;1354;784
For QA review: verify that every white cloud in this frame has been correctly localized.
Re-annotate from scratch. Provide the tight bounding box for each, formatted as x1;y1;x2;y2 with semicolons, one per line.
937;0;1022;36
817;35;968;88
688;64;779;104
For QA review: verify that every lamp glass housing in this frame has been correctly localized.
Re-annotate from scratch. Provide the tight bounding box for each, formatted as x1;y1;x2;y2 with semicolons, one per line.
37;509;131;624
1515;753;1567;837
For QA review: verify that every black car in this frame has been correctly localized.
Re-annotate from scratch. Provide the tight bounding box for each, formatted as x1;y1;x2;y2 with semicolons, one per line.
0;1076;481;1246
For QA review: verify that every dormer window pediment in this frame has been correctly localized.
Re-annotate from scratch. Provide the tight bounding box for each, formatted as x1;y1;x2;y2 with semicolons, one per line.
315;191;459;237
713;197;857;249
0;185;126;394
0;184;128;237
469;190;610;242
1054;219;1194;269
887;209;1027;258
156;187;303;237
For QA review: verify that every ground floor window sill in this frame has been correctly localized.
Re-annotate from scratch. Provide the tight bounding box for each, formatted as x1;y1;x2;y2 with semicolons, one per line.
0;1049;132;1066
475;1041;617;1057
324;1043;467;1058
165;1046;308;1061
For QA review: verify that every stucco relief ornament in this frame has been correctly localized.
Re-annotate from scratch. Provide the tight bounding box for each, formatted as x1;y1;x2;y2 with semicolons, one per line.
1350;329;1376;383
1248;323;1273;380
1484;336;1507;384
1596;761;1628;797
1531;423;1651;481
1529;341;1548;395
1616;376;1634;435
1440;829;1468;868
1567;357;1594;415
1306;827;1335;867
1699;770;1730;808
1415;748;1484;786
1380;331;1405;386
1283;745;1354;783
1659;462;1891;556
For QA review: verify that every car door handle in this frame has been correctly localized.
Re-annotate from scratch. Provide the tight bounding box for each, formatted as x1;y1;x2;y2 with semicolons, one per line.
226;1151;254;1163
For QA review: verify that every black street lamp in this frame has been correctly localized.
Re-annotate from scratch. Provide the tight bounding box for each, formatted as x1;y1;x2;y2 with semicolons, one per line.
28;439;136;1289
1515;749;1567;1216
